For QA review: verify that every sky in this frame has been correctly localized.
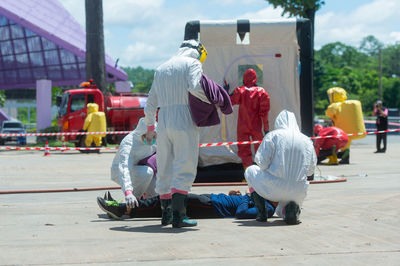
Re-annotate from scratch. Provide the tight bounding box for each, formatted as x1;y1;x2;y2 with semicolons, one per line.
59;0;400;69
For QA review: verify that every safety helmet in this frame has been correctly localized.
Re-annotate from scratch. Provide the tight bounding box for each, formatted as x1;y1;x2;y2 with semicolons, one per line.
180;40;208;63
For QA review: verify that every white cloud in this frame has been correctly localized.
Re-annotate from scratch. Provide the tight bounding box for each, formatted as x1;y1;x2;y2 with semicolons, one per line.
103;0;164;25
124;42;157;63
389;32;400;42
59;0;85;26
315;0;400;48
239;6;287;20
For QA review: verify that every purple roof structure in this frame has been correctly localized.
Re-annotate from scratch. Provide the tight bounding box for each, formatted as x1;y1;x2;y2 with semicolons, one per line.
0;0;127;90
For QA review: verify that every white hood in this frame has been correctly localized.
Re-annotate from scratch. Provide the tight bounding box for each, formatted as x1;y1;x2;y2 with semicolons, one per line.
176;39;200;60
274;109;300;132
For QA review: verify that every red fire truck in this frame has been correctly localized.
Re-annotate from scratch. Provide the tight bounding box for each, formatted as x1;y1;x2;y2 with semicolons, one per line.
57;81;147;146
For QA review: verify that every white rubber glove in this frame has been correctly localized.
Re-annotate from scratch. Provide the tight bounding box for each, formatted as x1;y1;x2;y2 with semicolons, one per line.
124;190;138;208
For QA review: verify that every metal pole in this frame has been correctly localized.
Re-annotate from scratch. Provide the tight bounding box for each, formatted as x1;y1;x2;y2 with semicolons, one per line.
85;0;107;93
379;48;382;100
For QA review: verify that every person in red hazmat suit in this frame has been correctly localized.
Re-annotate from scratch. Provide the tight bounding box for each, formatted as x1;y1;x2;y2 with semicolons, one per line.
230;68;270;169
313;124;349;165
83;103;106;147
325;87;366;164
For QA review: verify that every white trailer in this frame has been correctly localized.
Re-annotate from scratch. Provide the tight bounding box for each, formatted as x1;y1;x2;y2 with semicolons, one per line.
183;19;314;181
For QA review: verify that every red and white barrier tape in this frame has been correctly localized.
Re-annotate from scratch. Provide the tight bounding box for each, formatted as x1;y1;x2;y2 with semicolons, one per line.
1;128;399;152
0;146;117;151
0;131;131;137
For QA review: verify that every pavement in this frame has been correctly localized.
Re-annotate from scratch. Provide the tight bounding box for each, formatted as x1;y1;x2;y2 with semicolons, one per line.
0;135;399;265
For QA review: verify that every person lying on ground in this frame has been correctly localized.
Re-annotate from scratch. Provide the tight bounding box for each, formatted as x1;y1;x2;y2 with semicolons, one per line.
97;189;276;220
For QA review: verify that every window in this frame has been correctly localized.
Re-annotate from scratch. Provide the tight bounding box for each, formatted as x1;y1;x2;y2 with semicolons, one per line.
70;93;86;113
87;94;95;104
59;93;70;116
0;27;10;41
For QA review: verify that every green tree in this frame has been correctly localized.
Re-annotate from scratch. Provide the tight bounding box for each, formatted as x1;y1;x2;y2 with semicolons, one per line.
314;36;400;116
382;43;400;77
265;0;325;39
359;35;383;57
122;66;155;93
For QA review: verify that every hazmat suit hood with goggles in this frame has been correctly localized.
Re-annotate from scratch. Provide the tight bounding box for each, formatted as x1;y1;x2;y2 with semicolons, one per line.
244;110;317;220
110;118;158;199
179;40;208;63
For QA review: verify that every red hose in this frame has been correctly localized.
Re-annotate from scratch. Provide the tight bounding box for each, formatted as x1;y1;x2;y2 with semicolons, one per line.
0;179;346;195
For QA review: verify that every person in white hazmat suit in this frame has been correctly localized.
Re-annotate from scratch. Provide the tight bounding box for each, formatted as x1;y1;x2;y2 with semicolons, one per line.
244;110;317;224
143;39;209;228
110;118;158;211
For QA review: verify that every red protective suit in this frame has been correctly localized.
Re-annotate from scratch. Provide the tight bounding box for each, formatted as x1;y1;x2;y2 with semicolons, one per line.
313;125;349;157
230;69;270;168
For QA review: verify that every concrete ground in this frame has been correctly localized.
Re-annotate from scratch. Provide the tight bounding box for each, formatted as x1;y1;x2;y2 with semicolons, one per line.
0;135;399;265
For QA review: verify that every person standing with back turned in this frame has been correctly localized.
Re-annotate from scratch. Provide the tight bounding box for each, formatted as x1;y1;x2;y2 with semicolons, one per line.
229;68;270;169
143;39;210;228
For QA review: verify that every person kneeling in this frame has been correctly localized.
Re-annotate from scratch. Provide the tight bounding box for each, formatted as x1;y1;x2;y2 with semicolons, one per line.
244;110;317;225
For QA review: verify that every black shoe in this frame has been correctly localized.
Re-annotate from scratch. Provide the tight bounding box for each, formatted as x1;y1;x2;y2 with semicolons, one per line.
160;199;172;226
97;197;125;220
251;192;267;222
284;201;301;225
107;191;116;201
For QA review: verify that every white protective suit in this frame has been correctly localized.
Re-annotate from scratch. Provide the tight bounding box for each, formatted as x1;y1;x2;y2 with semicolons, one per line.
110;118;158;199
144;40;209;195
245;110;317;218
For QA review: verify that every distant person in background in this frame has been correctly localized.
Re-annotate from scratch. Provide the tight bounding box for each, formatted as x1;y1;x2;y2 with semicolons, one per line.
373;100;388;153
83;103;106;147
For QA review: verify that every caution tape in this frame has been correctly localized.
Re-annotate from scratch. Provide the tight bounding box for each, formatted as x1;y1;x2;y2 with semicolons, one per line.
0;146;116;151
0;131;131;137
1;128;399;152
310;128;400;140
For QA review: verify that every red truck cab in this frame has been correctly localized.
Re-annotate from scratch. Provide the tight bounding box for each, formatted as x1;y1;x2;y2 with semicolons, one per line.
57;82;147;145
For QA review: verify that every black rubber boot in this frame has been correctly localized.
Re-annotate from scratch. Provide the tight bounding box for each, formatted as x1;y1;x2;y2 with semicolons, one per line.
284;201;301;225
339;149;350;164
172;193;197;228
251;191;267;222
160;199;172;226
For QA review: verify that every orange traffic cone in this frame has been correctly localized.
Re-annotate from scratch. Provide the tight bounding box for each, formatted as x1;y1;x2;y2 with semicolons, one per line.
44;140;51;157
